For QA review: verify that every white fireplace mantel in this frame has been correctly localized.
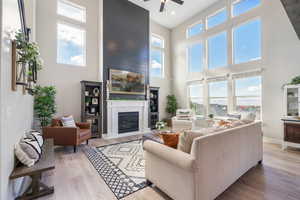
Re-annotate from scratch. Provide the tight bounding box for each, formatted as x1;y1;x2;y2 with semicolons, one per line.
105;100;150;139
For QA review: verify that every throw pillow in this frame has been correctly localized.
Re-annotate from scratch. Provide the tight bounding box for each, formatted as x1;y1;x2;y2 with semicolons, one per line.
15;137;42;167
61;115;76;127
160;133;180;149
26;130;44;147
177;131;204;153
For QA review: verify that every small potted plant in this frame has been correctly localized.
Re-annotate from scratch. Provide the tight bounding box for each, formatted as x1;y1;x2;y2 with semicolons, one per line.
156;121;167;131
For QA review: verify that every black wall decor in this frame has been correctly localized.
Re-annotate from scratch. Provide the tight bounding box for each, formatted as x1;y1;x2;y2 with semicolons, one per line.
103;0;150;133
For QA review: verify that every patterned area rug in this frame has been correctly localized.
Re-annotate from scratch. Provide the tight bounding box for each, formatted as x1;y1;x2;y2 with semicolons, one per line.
84;140;147;199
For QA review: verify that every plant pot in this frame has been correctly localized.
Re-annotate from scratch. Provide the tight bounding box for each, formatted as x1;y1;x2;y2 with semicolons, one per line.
164;118;172;128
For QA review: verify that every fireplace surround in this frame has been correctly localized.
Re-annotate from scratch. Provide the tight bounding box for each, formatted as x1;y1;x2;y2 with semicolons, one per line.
105;100;150;138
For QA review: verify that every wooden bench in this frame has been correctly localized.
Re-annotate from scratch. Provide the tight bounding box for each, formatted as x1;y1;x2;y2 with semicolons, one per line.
10;139;55;200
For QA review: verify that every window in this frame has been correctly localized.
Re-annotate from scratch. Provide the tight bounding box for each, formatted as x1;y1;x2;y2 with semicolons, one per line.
209;81;228;117
187;23;204;38
151;34;164;78
188;43;204;72
57;23;86;66
208;32;227;69
207;8;227;29
57;0;86;66
189;84;204;115
233;0;261;17
233;19;261;64
235;76;261;119
57;0;86;22
151;35;164;48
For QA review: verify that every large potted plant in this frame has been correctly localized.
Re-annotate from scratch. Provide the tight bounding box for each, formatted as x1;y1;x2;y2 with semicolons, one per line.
164;95;178;127
33;86;57;127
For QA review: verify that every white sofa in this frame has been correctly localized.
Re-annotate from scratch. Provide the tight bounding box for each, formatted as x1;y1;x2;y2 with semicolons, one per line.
172;109;195;132
143;121;263;200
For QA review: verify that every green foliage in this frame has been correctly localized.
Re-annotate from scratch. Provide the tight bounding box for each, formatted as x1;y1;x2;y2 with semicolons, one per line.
15;31;43;71
166;95;178;117
290;76;300;85
33;86;57;127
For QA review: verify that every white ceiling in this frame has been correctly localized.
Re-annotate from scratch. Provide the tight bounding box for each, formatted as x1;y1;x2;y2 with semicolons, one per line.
128;0;220;29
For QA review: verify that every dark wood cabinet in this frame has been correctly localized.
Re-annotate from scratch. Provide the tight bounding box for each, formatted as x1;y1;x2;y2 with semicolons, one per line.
149;87;159;130
81;81;102;138
284;122;300;144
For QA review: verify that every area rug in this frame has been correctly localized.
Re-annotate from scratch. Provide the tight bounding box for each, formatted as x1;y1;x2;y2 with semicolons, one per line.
84;140;147;199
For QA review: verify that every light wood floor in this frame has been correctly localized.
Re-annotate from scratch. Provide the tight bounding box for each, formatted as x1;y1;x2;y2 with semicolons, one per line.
38;136;300;200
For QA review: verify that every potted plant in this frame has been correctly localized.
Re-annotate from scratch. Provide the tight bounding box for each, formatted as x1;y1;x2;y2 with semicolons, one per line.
165;95;178;127
156;121;167;131
33;86;57;127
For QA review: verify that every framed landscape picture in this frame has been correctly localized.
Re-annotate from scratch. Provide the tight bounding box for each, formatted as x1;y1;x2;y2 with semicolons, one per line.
109;69;145;95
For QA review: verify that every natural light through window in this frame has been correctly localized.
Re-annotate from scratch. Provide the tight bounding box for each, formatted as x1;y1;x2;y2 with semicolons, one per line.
207;8;227;29
187;23;204;38
235;76;262;119
208;32;227;69
209;81;228;117
151;35;164;78
57;0;86;22
233;0;261;17
233;19;261;64
188;43;204;72
189;84;204;115
57;23;86;66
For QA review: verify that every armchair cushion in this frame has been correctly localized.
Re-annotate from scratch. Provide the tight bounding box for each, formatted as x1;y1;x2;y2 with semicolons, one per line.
76;122;91;129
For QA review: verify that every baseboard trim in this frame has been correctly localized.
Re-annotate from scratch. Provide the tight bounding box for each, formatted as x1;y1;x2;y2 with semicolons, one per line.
263;137;282;144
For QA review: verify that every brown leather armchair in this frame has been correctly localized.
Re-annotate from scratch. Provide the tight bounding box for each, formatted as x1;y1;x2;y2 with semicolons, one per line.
43;118;92;153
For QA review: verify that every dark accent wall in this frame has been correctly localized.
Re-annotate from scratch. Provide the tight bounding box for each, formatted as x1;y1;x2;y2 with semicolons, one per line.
281;0;300;39
103;0;150;133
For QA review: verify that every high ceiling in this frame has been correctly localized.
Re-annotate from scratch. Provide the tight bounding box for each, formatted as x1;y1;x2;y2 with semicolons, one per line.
128;0;220;29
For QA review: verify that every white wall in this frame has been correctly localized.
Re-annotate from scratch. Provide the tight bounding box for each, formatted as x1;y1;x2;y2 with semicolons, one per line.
171;0;300;140
150;20;173;119
0;0;35;199
36;0;102;121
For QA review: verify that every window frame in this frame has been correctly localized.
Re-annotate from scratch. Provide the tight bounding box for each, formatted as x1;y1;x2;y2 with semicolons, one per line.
186;21;204;39
232;17;262;65
57;0;87;23
207;31;228;69
233;75;262;119
150;34;165;78
206;7;228;29
187;41;205;73
188;83;205;116
56;21;87;67
208;80;228;117
231;0;261;18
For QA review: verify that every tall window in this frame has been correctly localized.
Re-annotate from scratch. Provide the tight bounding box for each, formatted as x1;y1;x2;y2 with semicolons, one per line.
233;19;261;64
189;84;204;115
235;76;262;119
207;8;227;29
232;0;261;17
188;43;204;72
187;22;204;38
209;81;228;117
208;32;227;69
151;35;164;78
57;0;86;66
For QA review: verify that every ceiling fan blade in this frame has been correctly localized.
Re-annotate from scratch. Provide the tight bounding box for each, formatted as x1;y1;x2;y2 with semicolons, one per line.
171;0;184;5
159;1;165;12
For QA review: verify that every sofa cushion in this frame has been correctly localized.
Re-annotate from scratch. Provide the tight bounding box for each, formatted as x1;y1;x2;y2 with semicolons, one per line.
61;115;76;127
160;133;180;149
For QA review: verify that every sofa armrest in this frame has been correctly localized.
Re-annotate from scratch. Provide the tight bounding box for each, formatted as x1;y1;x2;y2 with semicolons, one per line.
76;122;91;129
143;140;196;172
42;127;78;145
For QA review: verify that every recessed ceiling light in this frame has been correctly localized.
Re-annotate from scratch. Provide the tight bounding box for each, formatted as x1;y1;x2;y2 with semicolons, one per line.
171;11;176;15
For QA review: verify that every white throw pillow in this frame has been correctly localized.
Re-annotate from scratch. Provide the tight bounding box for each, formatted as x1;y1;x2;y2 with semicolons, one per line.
15;137;42;167
241;112;256;123
61;115;76;127
27;130;44;147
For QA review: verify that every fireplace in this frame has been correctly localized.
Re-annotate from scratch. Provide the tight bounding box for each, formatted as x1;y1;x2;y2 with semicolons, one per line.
118;112;139;134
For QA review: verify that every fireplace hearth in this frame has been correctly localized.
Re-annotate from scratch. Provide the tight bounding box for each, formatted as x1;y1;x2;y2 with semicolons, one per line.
118;112;139;134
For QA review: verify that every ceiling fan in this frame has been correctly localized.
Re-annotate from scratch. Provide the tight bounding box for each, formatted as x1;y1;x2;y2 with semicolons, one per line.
144;0;184;12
